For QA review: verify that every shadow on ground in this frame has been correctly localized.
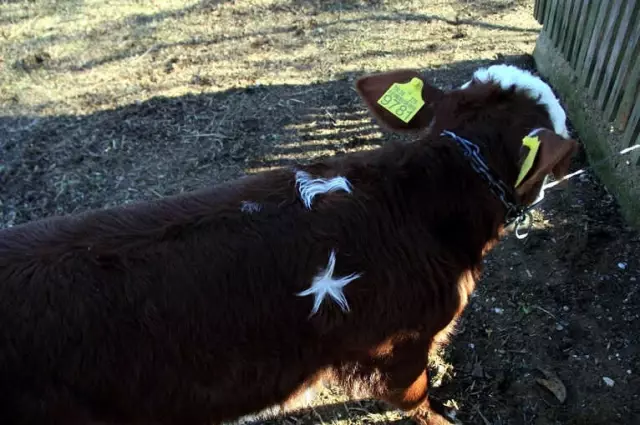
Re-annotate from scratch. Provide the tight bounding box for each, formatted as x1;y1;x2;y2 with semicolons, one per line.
51;10;537;73
2;56;521;225
241;399;412;425
7;1;538;74
2;52;638;425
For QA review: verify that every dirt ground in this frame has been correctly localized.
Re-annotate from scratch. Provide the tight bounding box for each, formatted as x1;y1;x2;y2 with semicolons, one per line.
1;1;639;424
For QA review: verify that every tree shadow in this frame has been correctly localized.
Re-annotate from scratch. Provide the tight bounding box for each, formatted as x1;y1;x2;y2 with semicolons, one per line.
6;0;232;70
63;11;537;72
454;0;531;17
0;0;85;26
283;0;385;13
9;0;540;74
0;54;536;227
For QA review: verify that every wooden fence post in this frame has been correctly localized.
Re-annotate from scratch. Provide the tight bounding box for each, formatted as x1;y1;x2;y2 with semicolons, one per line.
532;0;640;227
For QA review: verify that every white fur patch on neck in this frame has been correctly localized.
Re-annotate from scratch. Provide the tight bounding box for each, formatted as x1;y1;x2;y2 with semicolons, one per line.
297;250;361;316
295;171;352;209
461;64;570;139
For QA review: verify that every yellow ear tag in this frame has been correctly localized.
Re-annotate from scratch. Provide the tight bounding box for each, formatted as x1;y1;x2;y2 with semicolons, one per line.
377;77;425;123
515;135;541;187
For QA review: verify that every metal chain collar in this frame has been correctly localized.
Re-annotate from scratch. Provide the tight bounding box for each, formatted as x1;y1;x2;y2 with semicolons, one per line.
441;130;528;232
442;131;640;240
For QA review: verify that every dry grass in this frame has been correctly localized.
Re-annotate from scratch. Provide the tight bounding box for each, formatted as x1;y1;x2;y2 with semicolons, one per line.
1;0;538;116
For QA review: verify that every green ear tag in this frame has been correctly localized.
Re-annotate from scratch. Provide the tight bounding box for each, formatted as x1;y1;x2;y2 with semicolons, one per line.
377;77;425;123
515;135;541;187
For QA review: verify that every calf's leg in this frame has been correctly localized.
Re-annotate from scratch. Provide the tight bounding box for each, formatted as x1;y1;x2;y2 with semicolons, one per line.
379;360;460;425
337;338;460;424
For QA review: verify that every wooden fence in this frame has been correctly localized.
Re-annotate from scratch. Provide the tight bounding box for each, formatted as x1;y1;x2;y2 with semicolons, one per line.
533;0;640;150
532;0;640;226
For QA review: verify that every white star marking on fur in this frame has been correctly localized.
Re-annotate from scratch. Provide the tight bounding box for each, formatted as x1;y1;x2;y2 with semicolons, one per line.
295;170;352;209
297;250;361;316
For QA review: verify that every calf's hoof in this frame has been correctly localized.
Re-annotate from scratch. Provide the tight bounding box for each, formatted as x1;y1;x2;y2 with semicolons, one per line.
413;412;461;425
412;398;462;425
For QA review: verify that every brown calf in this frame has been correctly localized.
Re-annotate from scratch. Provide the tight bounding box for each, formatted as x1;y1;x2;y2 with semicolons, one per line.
0;65;578;425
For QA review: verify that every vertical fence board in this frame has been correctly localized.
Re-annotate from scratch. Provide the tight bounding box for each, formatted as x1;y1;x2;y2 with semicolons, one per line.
558;0;575;55
569;0;592;66
574;0;600;74
615;56;640;131
548;0;560;45
537;1;640;127
604;21;640;120
546;0;560;45
544;0;553;26
551;1;566;47
598;1;639;112
587;0;624;98
534;0;541;22
562;0;581;58
578;0;611;88
543;0;554;32
538;0;551;25
534;1;640;225
622;94;640;148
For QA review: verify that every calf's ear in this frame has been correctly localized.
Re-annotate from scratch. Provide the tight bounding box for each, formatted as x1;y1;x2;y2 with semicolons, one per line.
516;128;579;196
355;70;443;133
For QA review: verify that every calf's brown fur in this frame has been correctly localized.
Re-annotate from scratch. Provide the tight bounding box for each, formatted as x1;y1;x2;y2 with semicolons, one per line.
0;68;577;425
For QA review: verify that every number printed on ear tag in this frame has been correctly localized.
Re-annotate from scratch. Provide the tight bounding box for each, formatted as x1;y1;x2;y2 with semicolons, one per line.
377;77;425;123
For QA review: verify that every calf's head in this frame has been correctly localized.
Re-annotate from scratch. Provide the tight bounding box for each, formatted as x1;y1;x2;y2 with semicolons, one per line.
354;64;579;207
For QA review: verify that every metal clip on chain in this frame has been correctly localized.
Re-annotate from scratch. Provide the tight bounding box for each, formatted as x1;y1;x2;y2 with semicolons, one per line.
513;211;533;240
